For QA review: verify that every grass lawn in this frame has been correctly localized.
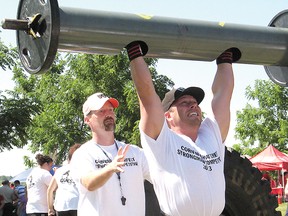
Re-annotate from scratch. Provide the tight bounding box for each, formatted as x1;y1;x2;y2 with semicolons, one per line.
276;202;287;216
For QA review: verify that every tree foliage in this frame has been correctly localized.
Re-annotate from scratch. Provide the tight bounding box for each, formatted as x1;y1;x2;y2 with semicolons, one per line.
0;40;17;70
0;92;40;151
233;80;288;156
0;39;40;151
2;49;174;165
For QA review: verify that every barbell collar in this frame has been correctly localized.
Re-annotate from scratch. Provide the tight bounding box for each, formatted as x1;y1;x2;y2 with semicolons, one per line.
1;19;29;31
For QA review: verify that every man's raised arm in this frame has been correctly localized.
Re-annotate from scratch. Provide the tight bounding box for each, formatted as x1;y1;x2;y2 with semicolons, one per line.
212;48;241;142
126;41;164;140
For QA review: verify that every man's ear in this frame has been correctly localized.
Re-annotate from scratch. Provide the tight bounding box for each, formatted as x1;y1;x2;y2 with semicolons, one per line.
164;111;172;121
164;111;173;128
84;115;90;125
164;111;170;119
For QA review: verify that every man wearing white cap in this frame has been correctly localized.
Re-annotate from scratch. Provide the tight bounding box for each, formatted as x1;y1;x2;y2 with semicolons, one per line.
125;41;241;216
70;92;150;216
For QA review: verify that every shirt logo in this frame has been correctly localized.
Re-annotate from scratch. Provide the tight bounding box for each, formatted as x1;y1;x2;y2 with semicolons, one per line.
177;146;221;171
94;157;138;169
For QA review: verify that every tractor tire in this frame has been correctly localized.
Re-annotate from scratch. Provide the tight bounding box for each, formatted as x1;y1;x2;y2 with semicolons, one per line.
221;147;281;216
145;180;162;216
145;147;281;216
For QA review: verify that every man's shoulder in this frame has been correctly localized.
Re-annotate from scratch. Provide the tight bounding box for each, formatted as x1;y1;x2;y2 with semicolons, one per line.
117;141;144;152
70;140;95;161
128;144;143;150
201;117;218;127
0;185;14;194
74;140;92;152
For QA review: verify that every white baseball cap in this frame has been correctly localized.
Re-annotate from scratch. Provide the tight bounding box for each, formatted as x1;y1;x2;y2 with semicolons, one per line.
82;92;119;116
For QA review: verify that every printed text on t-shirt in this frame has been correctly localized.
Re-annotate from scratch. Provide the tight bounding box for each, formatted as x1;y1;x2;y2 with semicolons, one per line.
177;146;221;171
94;157;138;169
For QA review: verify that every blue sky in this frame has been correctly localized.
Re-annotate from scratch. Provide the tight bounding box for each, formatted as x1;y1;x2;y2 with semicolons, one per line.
0;0;287;176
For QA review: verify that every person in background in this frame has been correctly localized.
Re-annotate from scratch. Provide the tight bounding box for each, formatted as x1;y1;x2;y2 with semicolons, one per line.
125;41;240;216
262;172;271;181
0;194;4;216
0;180;16;216
26;154;53;216
70;92;150;216
47;143;81;216
10;183;15;190
14;180;27;216
262;171;277;189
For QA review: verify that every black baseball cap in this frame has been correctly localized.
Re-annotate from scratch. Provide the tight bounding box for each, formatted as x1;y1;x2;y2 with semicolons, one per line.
162;87;205;111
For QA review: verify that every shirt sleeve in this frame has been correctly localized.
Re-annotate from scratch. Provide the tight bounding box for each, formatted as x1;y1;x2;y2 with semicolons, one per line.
70;146;96;186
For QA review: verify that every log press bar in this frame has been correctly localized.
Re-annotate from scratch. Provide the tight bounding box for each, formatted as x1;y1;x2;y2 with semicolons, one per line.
1;0;288;87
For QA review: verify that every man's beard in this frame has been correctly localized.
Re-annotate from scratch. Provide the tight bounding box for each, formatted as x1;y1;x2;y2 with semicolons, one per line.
103;117;116;131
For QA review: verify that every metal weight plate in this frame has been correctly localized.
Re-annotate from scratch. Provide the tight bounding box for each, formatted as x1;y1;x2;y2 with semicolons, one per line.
264;10;288;87
17;0;60;74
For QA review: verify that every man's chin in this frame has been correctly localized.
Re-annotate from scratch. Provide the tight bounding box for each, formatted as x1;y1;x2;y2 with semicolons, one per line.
104;124;116;132
187;118;201;126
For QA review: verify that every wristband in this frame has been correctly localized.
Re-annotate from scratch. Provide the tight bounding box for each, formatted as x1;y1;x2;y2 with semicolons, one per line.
125;41;148;61
216;47;242;65
216;51;233;65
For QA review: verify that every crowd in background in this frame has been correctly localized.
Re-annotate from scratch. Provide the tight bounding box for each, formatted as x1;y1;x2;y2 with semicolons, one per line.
0;150;79;216
0;169;287;215
0;179;26;216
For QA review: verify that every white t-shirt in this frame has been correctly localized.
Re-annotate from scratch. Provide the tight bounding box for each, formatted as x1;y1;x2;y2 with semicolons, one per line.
53;164;79;211
140;117;225;216
26;167;52;213
70;140;150;216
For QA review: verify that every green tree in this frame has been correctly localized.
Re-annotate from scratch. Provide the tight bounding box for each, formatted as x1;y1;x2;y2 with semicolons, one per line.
9;51;173;164
0;38;40;151
233;80;288;156
0;40;17;70
0;92;40;151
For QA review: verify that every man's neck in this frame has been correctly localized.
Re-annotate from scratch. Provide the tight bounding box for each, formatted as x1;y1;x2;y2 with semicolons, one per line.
92;130;115;146
172;126;199;142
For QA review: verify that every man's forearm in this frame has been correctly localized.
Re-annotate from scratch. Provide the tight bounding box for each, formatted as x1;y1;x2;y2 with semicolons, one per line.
81;166;114;191
130;57;156;102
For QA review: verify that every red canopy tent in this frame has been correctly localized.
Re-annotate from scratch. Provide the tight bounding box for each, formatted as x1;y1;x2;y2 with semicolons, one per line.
250;144;288;171
250;144;288;203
